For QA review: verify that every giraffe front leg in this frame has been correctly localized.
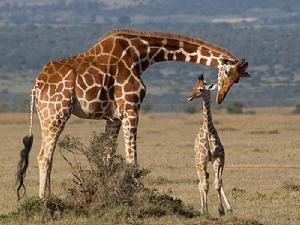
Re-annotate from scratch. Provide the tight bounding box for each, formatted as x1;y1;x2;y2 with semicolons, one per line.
194;136;209;214
197;169;209;214
122;110;138;166
104;120;122;162
105;120;122;142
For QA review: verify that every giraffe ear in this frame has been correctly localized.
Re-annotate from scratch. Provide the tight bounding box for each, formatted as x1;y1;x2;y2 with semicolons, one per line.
205;83;217;91
240;71;251;78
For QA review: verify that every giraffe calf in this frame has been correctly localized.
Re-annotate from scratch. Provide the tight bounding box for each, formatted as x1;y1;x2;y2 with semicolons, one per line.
188;74;232;216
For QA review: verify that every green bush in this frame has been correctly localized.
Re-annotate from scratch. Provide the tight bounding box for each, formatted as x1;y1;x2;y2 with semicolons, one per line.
183;104;198;114
13;195;71;219
226;102;244;114
141;102;152;113
0;102;12;113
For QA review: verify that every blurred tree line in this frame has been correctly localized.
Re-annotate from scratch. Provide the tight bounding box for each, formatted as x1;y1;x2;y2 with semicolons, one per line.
0;22;299;112
0;23;299;73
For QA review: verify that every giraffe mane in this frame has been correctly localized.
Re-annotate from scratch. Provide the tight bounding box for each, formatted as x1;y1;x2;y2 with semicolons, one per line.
101;28;236;60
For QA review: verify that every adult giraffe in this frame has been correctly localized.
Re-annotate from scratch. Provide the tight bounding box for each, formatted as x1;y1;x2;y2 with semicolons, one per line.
16;28;250;199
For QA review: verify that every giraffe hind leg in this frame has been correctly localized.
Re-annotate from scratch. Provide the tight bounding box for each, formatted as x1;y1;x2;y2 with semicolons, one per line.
35;64;76;197
36;105;72;197
212;158;232;216
212;158;224;216
194;134;209;214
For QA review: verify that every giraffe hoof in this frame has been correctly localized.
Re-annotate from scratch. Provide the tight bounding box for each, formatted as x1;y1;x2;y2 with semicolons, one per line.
218;205;225;216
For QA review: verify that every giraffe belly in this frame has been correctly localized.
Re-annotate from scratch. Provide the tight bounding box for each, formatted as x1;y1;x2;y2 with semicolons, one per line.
72;97;120;120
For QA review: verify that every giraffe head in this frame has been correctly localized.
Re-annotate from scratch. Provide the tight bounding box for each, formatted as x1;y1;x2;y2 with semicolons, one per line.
187;74;217;101
216;58;250;104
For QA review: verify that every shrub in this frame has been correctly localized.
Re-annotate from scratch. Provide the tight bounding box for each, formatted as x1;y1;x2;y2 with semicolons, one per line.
292;104;300;114
16;197;43;218
226;101;244;114
183;103;198;114
0;102;12;113
58;133;147;208
58;132;198;219
141;102;152;113
13;195;71;219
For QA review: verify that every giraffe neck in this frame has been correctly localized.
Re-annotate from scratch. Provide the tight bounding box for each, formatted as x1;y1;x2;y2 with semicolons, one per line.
202;93;213;131
97;29;236;74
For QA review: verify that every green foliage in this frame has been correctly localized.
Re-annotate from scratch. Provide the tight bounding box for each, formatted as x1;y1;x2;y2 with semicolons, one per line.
226;102;244;114
182;103;198;114
13;195;71;219
141;102;152;113
134;189;196;218
15;197;42;218
0;102;12;113
292;104;300;114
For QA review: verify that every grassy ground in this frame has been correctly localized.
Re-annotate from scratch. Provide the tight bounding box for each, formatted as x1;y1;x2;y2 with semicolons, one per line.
0;107;299;224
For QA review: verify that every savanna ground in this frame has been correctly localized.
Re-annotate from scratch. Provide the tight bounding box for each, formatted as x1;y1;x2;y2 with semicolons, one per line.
0;107;299;225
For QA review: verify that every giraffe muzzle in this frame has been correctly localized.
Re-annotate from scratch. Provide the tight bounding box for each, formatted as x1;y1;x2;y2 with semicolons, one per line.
187;95;195;101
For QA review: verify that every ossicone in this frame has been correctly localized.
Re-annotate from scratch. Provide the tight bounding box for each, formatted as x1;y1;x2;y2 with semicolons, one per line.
198;74;204;81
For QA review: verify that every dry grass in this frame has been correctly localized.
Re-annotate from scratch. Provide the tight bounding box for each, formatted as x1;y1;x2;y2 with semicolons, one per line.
0;107;299;224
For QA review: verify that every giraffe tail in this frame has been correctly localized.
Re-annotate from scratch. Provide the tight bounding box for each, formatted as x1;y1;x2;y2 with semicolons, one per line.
16;89;35;200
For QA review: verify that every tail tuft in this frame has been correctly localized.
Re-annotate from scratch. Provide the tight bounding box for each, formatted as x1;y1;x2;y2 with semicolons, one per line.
23;135;33;150
16;135;34;200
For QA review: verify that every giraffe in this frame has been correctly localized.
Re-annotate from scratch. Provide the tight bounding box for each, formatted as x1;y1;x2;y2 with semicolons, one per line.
187;74;231;215
16;28;250;199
